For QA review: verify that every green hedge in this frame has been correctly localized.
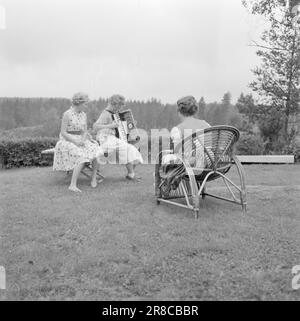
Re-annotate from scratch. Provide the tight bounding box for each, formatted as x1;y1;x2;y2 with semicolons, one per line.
0;137;57;169
0;134;299;169
283;138;300;163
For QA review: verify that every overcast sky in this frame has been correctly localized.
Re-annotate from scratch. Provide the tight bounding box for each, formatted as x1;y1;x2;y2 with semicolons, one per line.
0;0;266;104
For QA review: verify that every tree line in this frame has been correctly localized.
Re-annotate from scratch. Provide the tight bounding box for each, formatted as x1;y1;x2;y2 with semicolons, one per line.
0;92;244;137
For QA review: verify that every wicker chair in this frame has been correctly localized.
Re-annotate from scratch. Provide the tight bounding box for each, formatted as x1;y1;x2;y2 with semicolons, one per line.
154;125;247;218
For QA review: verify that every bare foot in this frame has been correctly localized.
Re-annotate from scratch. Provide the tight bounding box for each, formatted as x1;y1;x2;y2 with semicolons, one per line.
91;180;97;188
68;186;82;193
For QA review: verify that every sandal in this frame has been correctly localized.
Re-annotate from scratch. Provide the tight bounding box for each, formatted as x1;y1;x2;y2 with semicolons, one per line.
125;174;141;181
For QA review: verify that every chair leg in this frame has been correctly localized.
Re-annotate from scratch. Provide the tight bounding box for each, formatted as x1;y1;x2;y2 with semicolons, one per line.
154;163;162;199
193;195;200;219
242;203;247;213
201;185;206;199
96;170;105;180
79;163;105;181
232;155;247;214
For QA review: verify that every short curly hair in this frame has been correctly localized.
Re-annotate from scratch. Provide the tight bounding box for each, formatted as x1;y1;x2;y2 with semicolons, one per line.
72;92;89;106
177;96;198;116
109;94;125;107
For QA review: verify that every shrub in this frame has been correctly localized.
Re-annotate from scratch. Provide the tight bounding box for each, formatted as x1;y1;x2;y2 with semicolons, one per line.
0;125;60;139
282;136;300;163
236;133;266;155
0;137;57;169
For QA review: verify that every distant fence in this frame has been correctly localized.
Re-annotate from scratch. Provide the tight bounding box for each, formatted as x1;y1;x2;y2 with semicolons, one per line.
236;155;295;164
140;136;295;165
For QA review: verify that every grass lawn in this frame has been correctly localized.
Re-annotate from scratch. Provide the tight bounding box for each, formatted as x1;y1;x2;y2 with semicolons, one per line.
0;164;300;301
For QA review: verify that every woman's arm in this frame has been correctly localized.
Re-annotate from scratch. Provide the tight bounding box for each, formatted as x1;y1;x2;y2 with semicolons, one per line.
83;118;97;143
82;114;90;140
170;127;182;147
60;112;83;146
93;112;118;131
93;122;118;131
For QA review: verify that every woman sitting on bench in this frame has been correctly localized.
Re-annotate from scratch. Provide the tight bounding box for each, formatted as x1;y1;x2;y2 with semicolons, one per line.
93;94;143;181
53;92;103;192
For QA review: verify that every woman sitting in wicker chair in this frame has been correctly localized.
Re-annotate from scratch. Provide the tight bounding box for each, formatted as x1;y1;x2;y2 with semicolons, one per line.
172;96;210;145
162;96;210;169
155;96;246;218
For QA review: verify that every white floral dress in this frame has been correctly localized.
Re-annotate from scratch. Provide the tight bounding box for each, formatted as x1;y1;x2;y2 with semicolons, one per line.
53;107;102;171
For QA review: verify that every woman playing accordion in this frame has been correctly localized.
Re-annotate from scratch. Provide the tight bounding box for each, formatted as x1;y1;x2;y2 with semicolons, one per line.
93;94;143;180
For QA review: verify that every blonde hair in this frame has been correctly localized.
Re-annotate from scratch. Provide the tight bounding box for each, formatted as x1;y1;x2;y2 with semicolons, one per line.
72;92;89;106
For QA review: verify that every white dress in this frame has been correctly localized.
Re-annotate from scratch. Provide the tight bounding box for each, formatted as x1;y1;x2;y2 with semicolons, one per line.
53;107;102;171
95;109;143;165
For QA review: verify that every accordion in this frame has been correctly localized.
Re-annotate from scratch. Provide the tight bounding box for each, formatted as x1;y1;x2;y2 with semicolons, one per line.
112;109;140;143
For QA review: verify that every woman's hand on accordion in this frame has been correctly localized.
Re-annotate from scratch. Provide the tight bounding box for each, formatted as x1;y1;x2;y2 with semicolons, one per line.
110;121;119;129
93;121;118;131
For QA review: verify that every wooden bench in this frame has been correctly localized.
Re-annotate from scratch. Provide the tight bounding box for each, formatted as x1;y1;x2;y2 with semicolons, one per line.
41;148;105;181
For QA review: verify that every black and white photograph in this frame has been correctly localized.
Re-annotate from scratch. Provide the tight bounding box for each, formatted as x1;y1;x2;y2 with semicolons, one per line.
0;0;300;303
